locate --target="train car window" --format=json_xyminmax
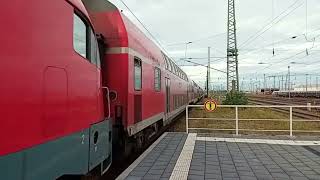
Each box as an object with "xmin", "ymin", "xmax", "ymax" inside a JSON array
[
  {"xmin": 164, "ymin": 56, "xmax": 169, "ymax": 70},
  {"xmin": 134, "ymin": 58, "xmax": 142, "ymax": 90},
  {"xmin": 73, "ymin": 14, "xmax": 88, "ymax": 58},
  {"xmin": 169, "ymin": 59, "xmax": 174, "ymax": 72},
  {"xmin": 167, "ymin": 57, "xmax": 172, "ymax": 72},
  {"xmin": 174, "ymin": 64, "xmax": 178, "ymax": 75},
  {"xmin": 172, "ymin": 64, "xmax": 176, "ymax": 74},
  {"xmin": 154, "ymin": 67, "xmax": 161, "ymax": 91},
  {"xmin": 172, "ymin": 62, "xmax": 176, "ymax": 74}
]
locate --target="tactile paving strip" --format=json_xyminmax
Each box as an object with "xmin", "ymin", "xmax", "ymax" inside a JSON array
[{"xmin": 169, "ymin": 133, "xmax": 197, "ymax": 180}]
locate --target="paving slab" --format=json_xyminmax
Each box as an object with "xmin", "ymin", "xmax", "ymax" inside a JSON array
[{"xmin": 117, "ymin": 133, "xmax": 320, "ymax": 180}]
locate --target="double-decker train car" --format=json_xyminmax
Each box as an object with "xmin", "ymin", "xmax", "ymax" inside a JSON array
[
  {"xmin": 0, "ymin": 0, "xmax": 203, "ymax": 179},
  {"xmin": 83, "ymin": 0, "xmax": 203, "ymax": 154},
  {"xmin": 0, "ymin": 0, "xmax": 112, "ymax": 179}
]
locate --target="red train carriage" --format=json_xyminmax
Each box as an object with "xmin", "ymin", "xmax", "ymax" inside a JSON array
[
  {"xmin": 83, "ymin": 0, "xmax": 203, "ymax": 154},
  {"xmin": 0, "ymin": 0, "xmax": 203, "ymax": 179},
  {"xmin": 0, "ymin": 0, "xmax": 112, "ymax": 179}
]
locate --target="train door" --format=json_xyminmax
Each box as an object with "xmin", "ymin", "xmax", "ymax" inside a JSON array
[
  {"xmin": 134, "ymin": 58, "xmax": 142, "ymax": 123},
  {"xmin": 165, "ymin": 78, "xmax": 170, "ymax": 115}
]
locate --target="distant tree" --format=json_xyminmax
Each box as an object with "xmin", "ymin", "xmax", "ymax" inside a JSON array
[{"xmin": 223, "ymin": 91, "xmax": 248, "ymax": 105}]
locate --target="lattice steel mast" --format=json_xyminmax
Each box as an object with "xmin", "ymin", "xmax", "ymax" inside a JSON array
[{"xmin": 227, "ymin": 0, "xmax": 239, "ymax": 92}]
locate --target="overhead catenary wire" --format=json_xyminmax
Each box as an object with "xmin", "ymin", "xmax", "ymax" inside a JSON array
[
  {"xmin": 165, "ymin": 32, "xmax": 227, "ymax": 47},
  {"xmin": 272, "ymin": 0, "xmax": 275, "ymax": 56},
  {"xmin": 257, "ymin": 43, "xmax": 320, "ymax": 72},
  {"xmin": 305, "ymin": 0, "xmax": 308, "ymax": 38},
  {"xmin": 118, "ymin": 0, "xmax": 174, "ymax": 59},
  {"xmin": 182, "ymin": 60, "xmax": 227, "ymax": 74},
  {"xmin": 239, "ymin": 0, "xmax": 303, "ymax": 49},
  {"xmin": 239, "ymin": 28, "xmax": 320, "ymax": 60},
  {"xmin": 242, "ymin": 4, "xmax": 304, "ymax": 50}
]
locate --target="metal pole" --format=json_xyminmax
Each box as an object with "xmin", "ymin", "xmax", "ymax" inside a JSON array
[
  {"xmin": 227, "ymin": 0, "xmax": 239, "ymax": 92},
  {"xmin": 184, "ymin": 42, "xmax": 192, "ymax": 65},
  {"xmin": 306, "ymin": 74, "xmax": 308, "ymax": 92},
  {"xmin": 310, "ymin": 75, "xmax": 312, "ymax": 90},
  {"xmin": 259, "ymin": 80, "xmax": 261, "ymax": 92},
  {"xmin": 285, "ymin": 74, "xmax": 288, "ymax": 91},
  {"xmin": 316, "ymin": 77, "xmax": 318, "ymax": 97},
  {"xmin": 264, "ymin": 74, "xmax": 266, "ymax": 94},
  {"xmin": 273, "ymin": 76, "xmax": 276, "ymax": 90},
  {"xmin": 208, "ymin": 47, "xmax": 211, "ymax": 97},
  {"xmin": 206, "ymin": 70, "xmax": 209, "ymax": 97},
  {"xmin": 235, "ymin": 106, "xmax": 239, "ymax": 135},
  {"xmin": 290, "ymin": 106, "xmax": 293, "ymax": 137},
  {"xmin": 186, "ymin": 106, "xmax": 189, "ymax": 133},
  {"xmin": 281, "ymin": 75, "xmax": 284, "ymax": 91},
  {"xmin": 288, "ymin": 66, "xmax": 291, "ymax": 99}
]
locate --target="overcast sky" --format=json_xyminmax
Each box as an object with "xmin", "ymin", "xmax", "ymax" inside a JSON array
[{"xmin": 109, "ymin": 0, "xmax": 320, "ymax": 91}]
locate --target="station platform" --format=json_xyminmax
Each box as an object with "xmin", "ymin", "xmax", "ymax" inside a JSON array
[{"xmin": 116, "ymin": 132, "xmax": 320, "ymax": 180}]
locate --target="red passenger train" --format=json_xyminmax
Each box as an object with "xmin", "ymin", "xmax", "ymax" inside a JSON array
[
  {"xmin": 83, "ymin": 0, "xmax": 203, "ymax": 153},
  {"xmin": 0, "ymin": 0, "xmax": 203, "ymax": 179}
]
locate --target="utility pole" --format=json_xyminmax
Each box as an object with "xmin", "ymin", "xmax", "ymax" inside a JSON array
[
  {"xmin": 316, "ymin": 76, "xmax": 318, "ymax": 97},
  {"xmin": 258, "ymin": 80, "xmax": 261, "ymax": 92},
  {"xmin": 288, "ymin": 66, "xmax": 291, "ymax": 99},
  {"xmin": 207, "ymin": 47, "xmax": 211, "ymax": 97},
  {"xmin": 263, "ymin": 74, "xmax": 266, "ymax": 94},
  {"xmin": 268, "ymin": 75, "xmax": 276, "ymax": 90},
  {"xmin": 206, "ymin": 72, "xmax": 208, "ymax": 97},
  {"xmin": 310, "ymin": 75, "xmax": 312, "ymax": 90},
  {"xmin": 227, "ymin": 0, "xmax": 239, "ymax": 92},
  {"xmin": 281, "ymin": 75, "xmax": 284, "ymax": 91},
  {"xmin": 306, "ymin": 74, "xmax": 308, "ymax": 92}
]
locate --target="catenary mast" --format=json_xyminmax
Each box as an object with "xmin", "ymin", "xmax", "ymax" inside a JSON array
[{"xmin": 227, "ymin": 0, "xmax": 239, "ymax": 92}]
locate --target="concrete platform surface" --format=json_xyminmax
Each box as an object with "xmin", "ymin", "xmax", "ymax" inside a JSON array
[{"xmin": 117, "ymin": 133, "xmax": 320, "ymax": 180}]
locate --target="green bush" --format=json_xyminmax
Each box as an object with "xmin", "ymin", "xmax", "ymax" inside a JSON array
[{"xmin": 223, "ymin": 91, "xmax": 248, "ymax": 105}]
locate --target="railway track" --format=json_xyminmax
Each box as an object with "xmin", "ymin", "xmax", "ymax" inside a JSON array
[
  {"xmin": 248, "ymin": 98, "xmax": 320, "ymax": 120},
  {"xmin": 249, "ymin": 95, "xmax": 320, "ymax": 105}
]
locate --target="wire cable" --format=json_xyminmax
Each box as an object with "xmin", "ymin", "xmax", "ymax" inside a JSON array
[
  {"xmin": 239, "ymin": 0, "xmax": 303, "ymax": 49},
  {"xmin": 119, "ymin": 0, "xmax": 175, "ymax": 59},
  {"xmin": 166, "ymin": 32, "xmax": 227, "ymax": 47}
]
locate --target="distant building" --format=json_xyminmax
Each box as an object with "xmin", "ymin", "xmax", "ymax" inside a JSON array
[{"xmin": 293, "ymin": 85, "xmax": 320, "ymax": 92}]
